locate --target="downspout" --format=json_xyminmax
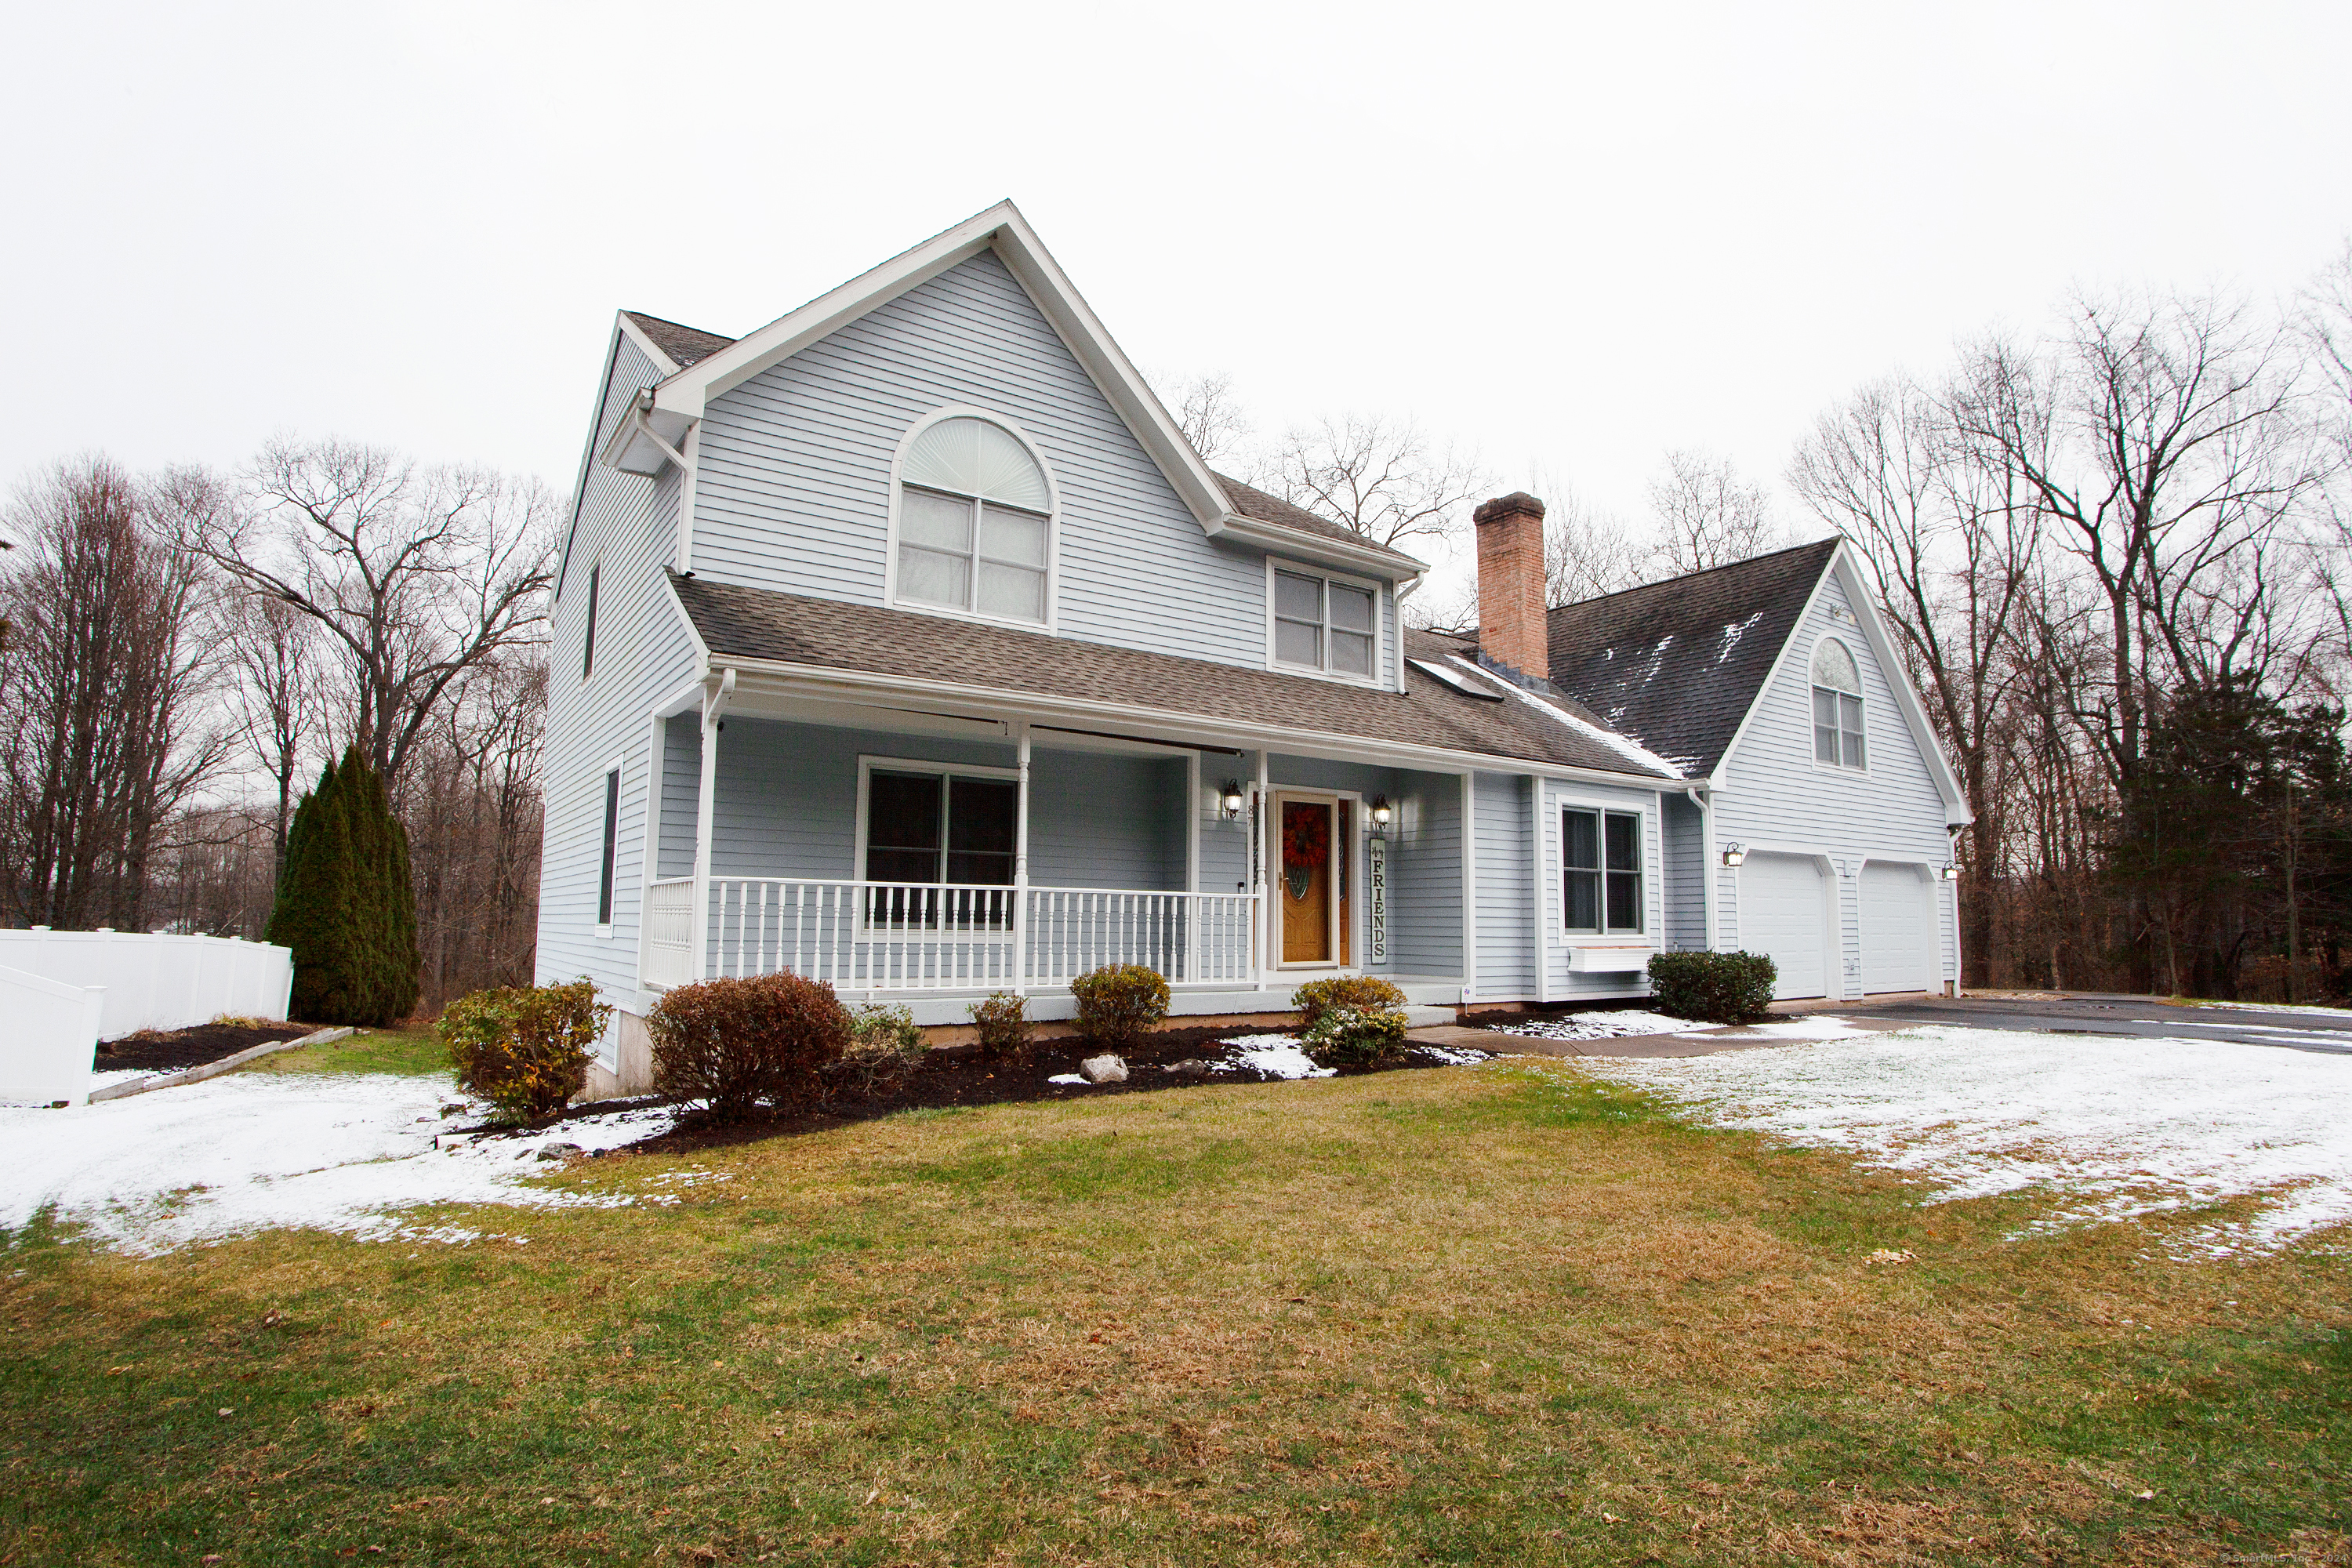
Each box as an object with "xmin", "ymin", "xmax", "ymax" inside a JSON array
[
  {"xmin": 1685, "ymin": 783, "xmax": 1715, "ymax": 953},
  {"xmin": 1392, "ymin": 574, "xmax": 1422, "ymax": 691}
]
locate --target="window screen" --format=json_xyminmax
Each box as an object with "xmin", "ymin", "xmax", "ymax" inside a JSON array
[{"xmin": 1563, "ymin": 808, "xmax": 1642, "ymax": 934}]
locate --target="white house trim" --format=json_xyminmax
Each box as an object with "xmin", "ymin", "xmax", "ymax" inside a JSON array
[{"xmin": 850, "ymin": 754, "xmax": 1025, "ymax": 886}]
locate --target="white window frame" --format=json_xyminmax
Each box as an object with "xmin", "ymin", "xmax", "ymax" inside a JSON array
[
  {"xmin": 1559, "ymin": 803, "xmax": 1644, "ymax": 937},
  {"xmin": 882, "ymin": 405, "xmax": 1061, "ymax": 633},
  {"xmin": 1264, "ymin": 557, "xmax": 1385, "ymax": 687},
  {"xmin": 851, "ymin": 755, "xmax": 1023, "ymax": 886},
  {"xmin": 1809, "ymin": 634, "xmax": 1868, "ymax": 775},
  {"xmin": 580, "ymin": 555, "xmax": 602, "ymax": 683},
  {"xmin": 593, "ymin": 753, "xmax": 624, "ymax": 939}
]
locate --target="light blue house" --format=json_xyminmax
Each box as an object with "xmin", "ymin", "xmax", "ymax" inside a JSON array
[{"xmin": 537, "ymin": 202, "xmax": 1971, "ymax": 1093}]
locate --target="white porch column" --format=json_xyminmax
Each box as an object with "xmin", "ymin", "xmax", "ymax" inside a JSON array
[
  {"xmin": 690, "ymin": 670, "xmax": 731, "ymax": 982},
  {"xmin": 1528, "ymin": 775, "xmax": 1549, "ymax": 1004},
  {"xmin": 1460, "ymin": 771, "xmax": 1478, "ymax": 1008},
  {"xmin": 1013, "ymin": 721, "xmax": 1031, "ymax": 994},
  {"xmin": 1253, "ymin": 748, "xmax": 1270, "ymax": 989},
  {"xmin": 1184, "ymin": 750, "xmax": 1201, "ymax": 983}
]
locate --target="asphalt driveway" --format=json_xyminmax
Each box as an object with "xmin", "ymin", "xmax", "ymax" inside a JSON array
[{"xmin": 1822, "ymin": 993, "xmax": 2352, "ymax": 1056}]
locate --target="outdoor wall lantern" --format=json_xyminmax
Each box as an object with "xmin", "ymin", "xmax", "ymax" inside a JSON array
[
  {"xmin": 1940, "ymin": 862, "xmax": 1962, "ymax": 880},
  {"xmin": 1720, "ymin": 842, "xmax": 1747, "ymax": 867},
  {"xmin": 1219, "ymin": 781, "xmax": 1247, "ymax": 822},
  {"xmin": 1369, "ymin": 795, "xmax": 1393, "ymax": 833}
]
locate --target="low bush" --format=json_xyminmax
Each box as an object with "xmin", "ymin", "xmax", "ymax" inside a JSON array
[
  {"xmin": 646, "ymin": 971, "xmax": 852, "ymax": 1119},
  {"xmin": 831, "ymin": 1003, "xmax": 929, "ymax": 1096},
  {"xmin": 1070, "ymin": 964, "xmax": 1171, "ymax": 1047},
  {"xmin": 1647, "ymin": 950, "xmax": 1777, "ymax": 1024},
  {"xmin": 441, "ymin": 978, "xmax": 610, "ymax": 1124},
  {"xmin": 1301, "ymin": 1003, "xmax": 1409, "ymax": 1066},
  {"xmin": 968, "ymin": 990, "xmax": 1030, "ymax": 1060},
  {"xmin": 1291, "ymin": 975, "xmax": 1408, "ymax": 1030}
]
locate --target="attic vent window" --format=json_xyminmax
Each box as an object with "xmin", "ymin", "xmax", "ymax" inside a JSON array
[
  {"xmin": 894, "ymin": 415, "xmax": 1053, "ymax": 626},
  {"xmin": 1810, "ymin": 637, "xmax": 1866, "ymax": 770}
]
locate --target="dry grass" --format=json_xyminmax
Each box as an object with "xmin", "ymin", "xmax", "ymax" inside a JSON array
[{"xmin": 2, "ymin": 1060, "xmax": 2346, "ymax": 1565}]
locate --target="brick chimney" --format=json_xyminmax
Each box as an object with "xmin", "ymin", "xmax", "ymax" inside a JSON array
[{"xmin": 1473, "ymin": 492, "xmax": 1548, "ymax": 681}]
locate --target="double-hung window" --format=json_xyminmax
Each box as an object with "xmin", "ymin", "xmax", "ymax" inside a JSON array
[
  {"xmin": 894, "ymin": 416, "xmax": 1053, "ymax": 625},
  {"xmin": 1272, "ymin": 567, "xmax": 1377, "ymax": 678},
  {"xmin": 1563, "ymin": 808, "xmax": 1642, "ymax": 935},
  {"xmin": 1810, "ymin": 637, "xmax": 1866, "ymax": 769},
  {"xmin": 863, "ymin": 765, "xmax": 1018, "ymax": 929}
]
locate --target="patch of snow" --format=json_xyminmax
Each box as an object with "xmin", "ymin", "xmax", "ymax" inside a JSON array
[
  {"xmin": 1727, "ymin": 1015, "xmax": 1880, "ymax": 1042},
  {"xmin": 0, "ymin": 1072, "xmax": 683, "ymax": 1257},
  {"xmin": 1211, "ymin": 1034, "xmax": 1334, "ymax": 1080},
  {"xmin": 1715, "ymin": 611, "xmax": 1764, "ymax": 665},
  {"xmin": 1443, "ymin": 655, "xmax": 1684, "ymax": 779},
  {"xmin": 2190, "ymin": 1000, "xmax": 2352, "ymax": 1020},
  {"xmin": 1046, "ymin": 1073, "xmax": 1090, "ymax": 1086},
  {"xmin": 1414, "ymin": 1045, "xmax": 1491, "ymax": 1065},
  {"xmin": 87, "ymin": 1069, "xmax": 152, "ymax": 1093},
  {"xmin": 1493, "ymin": 1009, "xmax": 1696, "ymax": 1042},
  {"xmin": 1580, "ymin": 1025, "xmax": 2352, "ymax": 1255}
]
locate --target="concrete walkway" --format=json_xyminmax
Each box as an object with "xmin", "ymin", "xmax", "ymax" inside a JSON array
[{"xmin": 1406, "ymin": 1018, "xmax": 1904, "ymax": 1060}]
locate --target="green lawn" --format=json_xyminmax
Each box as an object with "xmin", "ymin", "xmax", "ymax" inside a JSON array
[
  {"xmin": 2, "ymin": 1061, "xmax": 2344, "ymax": 1566},
  {"xmin": 256, "ymin": 1021, "xmax": 445, "ymax": 1077}
]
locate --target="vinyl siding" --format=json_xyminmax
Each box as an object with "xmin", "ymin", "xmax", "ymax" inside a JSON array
[
  {"xmin": 1470, "ymin": 771, "xmax": 1534, "ymax": 1000},
  {"xmin": 690, "ymin": 251, "xmax": 1402, "ymax": 684},
  {"xmin": 1661, "ymin": 792, "xmax": 1706, "ymax": 950},
  {"xmin": 657, "ymin": 714, "xmax": 699, "ymax": 879},
  {"xmin": 1713, "ymin": 562, "xmax": 1956, "ymax": 996},
  {"xmin": 1025, "ymin": 751, "xmax": 1188, "ymax": 890},
  {"xmin": 535, "ymin": 332, "xmax": 698, "ymax": 1006},
  {"xmin": 1387, "ymin": 770, "xmax": 1464, "ymax": 978},
  {"xmin": 706, "ymin": 719, "xmax": 1018, "ymax": 881},
  {"xmin": 1537, "ymin": 779, "xmax": 1668, "ymax": 999}
]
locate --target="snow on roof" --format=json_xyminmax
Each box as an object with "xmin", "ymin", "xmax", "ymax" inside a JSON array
[{"xmin": 1446, "ymin": 655, "xmax": 1686, "ymax": 780}]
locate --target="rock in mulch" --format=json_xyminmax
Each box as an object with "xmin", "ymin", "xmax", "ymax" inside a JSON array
[{"xmin": 1080, "ymin": 1054, "xmax": 1128, "ymax": 1084}]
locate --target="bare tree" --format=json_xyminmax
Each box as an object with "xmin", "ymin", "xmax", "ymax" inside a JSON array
[
  {"xmin": 1539, "ymin": 483, "xmax": 1642, "ymax": 606},
  {"xmin": 172, "ymin": 437, "xmax": 556, "ymax": 790},
  {"xmin": 1949, "ymin": 289, "xmax": 2330, "ymax": 789},
  {"xmin": 1644, "ymin": 449, "xmax": 1788, "ymax": 576},
  {"xmin": 1257, "ymin": 415, "xmax": 1487, "ymax": 552},
  {"xmin": 0, "ymin": 459, "xmax": 229, "ymax": 929},
  {"xmin": 1166, "ymin": 372, "xmax": 1251, "ymax": 465},
  {"xmin": 227, "ymin": 590, "xmax": 328, "ymax": 879}
]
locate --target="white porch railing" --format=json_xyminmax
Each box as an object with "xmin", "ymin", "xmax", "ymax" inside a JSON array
[
  {"xmin": 672, "ymin": 878, "xmax": 1258, "ymax": 993},
  {"xmin": 643, "ymin": 877, "xmax": 697, "ymax": 988}
]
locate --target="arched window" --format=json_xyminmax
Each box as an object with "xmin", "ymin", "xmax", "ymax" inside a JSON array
[
  {"xmin": 893, "ymin": 414, "xmax": 1053, "ymax": 624},
  {"xmin": 1810, "ymin": 637, "xmax": 1865, "ymax": 768}
]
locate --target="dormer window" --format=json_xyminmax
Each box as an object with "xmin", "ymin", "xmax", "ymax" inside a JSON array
[
  {"xmin": 892, "ymin": 413, "xmax": 1054, "ymax": 626},
  {"xmin": 1811, "ymin": 637, "xmax": 1866, "ymax": 769},
  {"xmin": 1270, "ymin": 564, "xmax": 1378, "ymax": 680}
]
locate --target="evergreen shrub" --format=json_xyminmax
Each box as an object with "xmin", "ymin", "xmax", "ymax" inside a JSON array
[
  {"xmin": 266, "ymin": 746, "xmax": 419, "ymax": 1026},
  {"xmin": 441, "ymin": 978, "xmax": 610, "ymax": 1124},
  {"xmin": 1300, "ymin": 1003, "xmax": 1409, "ymax": 1066},
  {"xmin": 967, "ymin": 990, "xmax": 1030, "ymax": 1059},
  {"xmin": 646, "ymin": 971, "xmax": 852, "ymax": 1119},
  {"xmin": 1290, "ymin": 975, "xmax": 1408, "ymax": 1029},
  {"xmin": 1646, "ymin": 951, "xmax": 1777, "ymax": 1024},
  {"xmin": 1069, "ymin": 964, "xmax": 1170, "ymax": 1047},
  {"xmin": 832, "ymin": 1003, "xmax": 929, "ymax": 1094}
]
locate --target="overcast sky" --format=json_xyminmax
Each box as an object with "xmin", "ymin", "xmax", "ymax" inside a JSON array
[{"xmin": 10, "ymin": 0, "xmax": 2347, "ymax": 591}]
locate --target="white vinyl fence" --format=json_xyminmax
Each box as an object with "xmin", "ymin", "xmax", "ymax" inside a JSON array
[{"xmin": 0, "ymin": 928, "xmax": 295, "ymax": 1106}]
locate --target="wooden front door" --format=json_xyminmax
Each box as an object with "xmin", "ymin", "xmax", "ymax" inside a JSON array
[{"xmin": 1278, "ymin": 796, "xmax": 1339, "ymax": 964}]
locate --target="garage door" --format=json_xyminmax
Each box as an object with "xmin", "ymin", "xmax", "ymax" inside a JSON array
[
  {"xmin": 1740, "ymin": 853, "xmax": 1828, "ymax": 999},
  {"xmin": 1860, "ymin": 862, "xmax": 1934, "ymax": 994}
]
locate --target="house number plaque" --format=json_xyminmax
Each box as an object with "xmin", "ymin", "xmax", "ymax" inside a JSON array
[{"xmin": 1367, "ymin": 833, "xmax": 1388, "ymax": 964}]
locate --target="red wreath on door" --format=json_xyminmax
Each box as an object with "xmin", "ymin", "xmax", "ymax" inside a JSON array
[{"xmin": 1283, "ymin": 806, "xmax": 1329, "ymax": 902}]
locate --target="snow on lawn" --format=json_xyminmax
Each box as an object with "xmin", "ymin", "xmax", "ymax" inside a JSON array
[
  {"xmin": 1211, "ymin": 1035, "xmax": 1334, "ymax": 1080},
  {"xmin": 1584, "ymin": 1025, "xmax": 2352, "ymax": 1255},
  {"xmin": 0, "ymin": 1072, "xmax": 686, "ymax": 1256},
  {"xmin": 1492, "ymin": 1009, "xmax": 1695, "ymax": 1041}
]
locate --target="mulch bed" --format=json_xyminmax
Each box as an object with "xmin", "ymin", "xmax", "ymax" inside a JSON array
[
  {"xmin": 96, "ymin": 1021, "xmax": 316, "ymax": 1075},
  {"xmin": 582, "ymin": 1025, "xmax": 1485, "ymax": 1158}
]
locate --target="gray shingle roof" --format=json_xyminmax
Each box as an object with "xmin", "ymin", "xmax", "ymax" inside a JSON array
[
  {"xmin": 622, "ymin": 311, "xmax": 736, "ymax": 369},
  {"xmin": 1213, "ymin": 473, "xmax": 1426, "ymax": 569},
  {"xmin": 1531, "ymin": 538, "xmax": 1841, "ymax": 778},
  {"xmin": 670, "ymin": 573, "xmax": 1679, "ymax": 779}
]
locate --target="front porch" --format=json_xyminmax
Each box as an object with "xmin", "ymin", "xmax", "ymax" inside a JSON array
[{"xmin": 630, "ymin": 699, "xmax": 1469, "ymax": 1024}]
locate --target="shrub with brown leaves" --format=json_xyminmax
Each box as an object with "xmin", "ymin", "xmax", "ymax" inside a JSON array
[{"xmin": 646, "ymin": 971, "xmax": 851, "ymax": 1119}]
